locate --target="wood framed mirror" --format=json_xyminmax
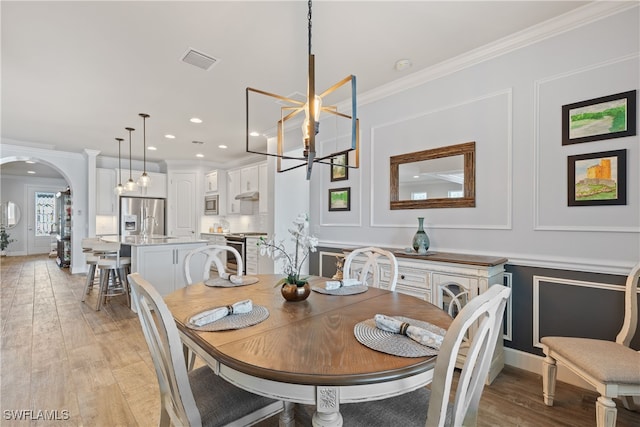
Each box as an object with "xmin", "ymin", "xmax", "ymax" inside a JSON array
[{"xmin": 390, "ymin": 141, "xmax": 475, "ymax": 209}]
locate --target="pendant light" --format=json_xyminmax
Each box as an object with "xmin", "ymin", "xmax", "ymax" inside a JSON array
[
  {"xmin": 114, "ymin": 137, "xmax": 125, "ymax": 195},
  {"xmin": 124, "ymin": 127, "xmax": 138, "ymax": 192},
  {"xmin": 245, "ymin": 0, "xmax": 359, "ymax": 180},
  {"xmin": 137, "ymin": 113, "xmax": 151, "ymax": 187}
]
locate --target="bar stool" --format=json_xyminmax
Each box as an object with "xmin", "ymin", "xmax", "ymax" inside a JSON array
[
  {"xmin": 81, "ymin": 237, "xmax": 102, "ymax": 302},
  {"xmin": 91, "ymin": 241, "xmax": 131, "ymax": 311}
]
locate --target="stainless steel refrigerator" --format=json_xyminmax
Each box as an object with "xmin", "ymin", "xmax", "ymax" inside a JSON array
[{"xmin": 119, "ymin": 196, "xmax": 166, "ymax": 237}]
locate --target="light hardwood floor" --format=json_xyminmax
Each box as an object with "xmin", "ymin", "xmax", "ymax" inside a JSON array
[{"xmin": 1, "ymin": 255, "xmax": 639, "ymax": 427}]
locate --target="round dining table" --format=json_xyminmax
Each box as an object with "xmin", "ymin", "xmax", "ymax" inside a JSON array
[{"xmin": 164, "ymin": 275, "xmax": 452, "ymax": 427}]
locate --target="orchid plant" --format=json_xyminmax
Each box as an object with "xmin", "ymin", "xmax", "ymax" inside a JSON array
[{"xmin": 258, "ymin": 213, "xmax": 318, "ymax": 286}]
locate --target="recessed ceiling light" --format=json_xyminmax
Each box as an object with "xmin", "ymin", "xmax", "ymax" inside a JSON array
[
  {"xmin": 413, "ymin": 175, "xmax": 420, "ymax": 179},
  {"xmin": 190, "ymin": 117, "xmax": 203, "ymax": 124},
  {"xmin": 218, "ymin": 144, "xmax": 228, "ymax": 149},
  {"xmin": 395, "ymin": 59, "xmax": 412, "ymax": 71},
  {"xmin": 249, "ymin": 131, "xmax": 260, "ymax": 137},
  {"xmin": 27, "ymin": 170, "xmax": 36, "ymax": 174},
  {"xmin": 164, "ymin": 134, "xmax": 176, "ymax": 139},
  {"xmin": 25, "ymin": 160, "xmax": 35, "ymax": 164},
  {"xmin": 148, "ymin": 146, "xmax": 157, "ymax": 151},
  {"xmin": 196, "ymin": 153, "xmax": 204, "ymax": 158}
]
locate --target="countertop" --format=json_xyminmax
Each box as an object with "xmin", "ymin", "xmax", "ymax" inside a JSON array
[{"xmin": 101, "ymin": 235, "xmax": 208, "ymax": 247}]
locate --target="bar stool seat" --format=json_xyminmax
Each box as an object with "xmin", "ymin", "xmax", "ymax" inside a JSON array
[{"xmin": 90, "ymin": 241, "xmax": 131, "ymax": 311}]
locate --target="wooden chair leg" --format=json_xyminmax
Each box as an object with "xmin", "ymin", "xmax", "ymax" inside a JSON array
[
  {"xmin": 542, "ymin": 355, "xmax": 557, "ymax": 406},
  {"xmin": 595, "ymin": 396, "xmax": 617, "ymax": 427}
]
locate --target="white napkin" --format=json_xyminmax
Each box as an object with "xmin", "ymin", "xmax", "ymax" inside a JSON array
[
  {"xmin": 324, "ymin": 278, "xmax": 362, "ymax": 290},
  {"xmin": 191, "ymin": 299, "xmax": 253, "ymax": 326},
  {"xmin": 374, "ymin": 314, "xmax": 444, "ymax": 349},
  {"xmin": 219, "ymin": 272, "xmax": 243, "ymax": 285}
]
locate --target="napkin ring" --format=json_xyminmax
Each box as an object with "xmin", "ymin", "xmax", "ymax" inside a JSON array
[
  {"xmin": 226, "ymin": 305, "xmax": 234, "ymax": 314},
  {"xmin": 399, "ymin": 322, "xmax": 410, "ymax": 336}
]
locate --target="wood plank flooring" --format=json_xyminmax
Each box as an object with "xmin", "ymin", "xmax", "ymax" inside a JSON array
[{"xmin": 2, "ymin": 255, "xmax": 639, "ymax": 427}]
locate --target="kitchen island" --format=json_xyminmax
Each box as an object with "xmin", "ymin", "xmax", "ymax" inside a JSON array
[{"xmin": 102, "ymin": 235, "xmax": 208, "ymax": 296}]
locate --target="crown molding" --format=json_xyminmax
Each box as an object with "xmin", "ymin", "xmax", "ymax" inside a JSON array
[{"xmin": 358, "ymin": 1, "xmax": 638, "ymax": 107}]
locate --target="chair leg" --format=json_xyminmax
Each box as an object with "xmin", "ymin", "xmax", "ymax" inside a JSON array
[
  {"xmin": 96, "ymin": 268, "xmax": 109, "ymax": 311},
  {"xmin": 542, "ymin": 355, "xmax": 557, "ymax": 406},
  {"xmin": 81, "ymin": 264, "xmax": 97, "ymax": 302},
  {"xmin": 596, "ymin": 396, "xmax": 617, "ymax": 427},
  {"xmin": 118, "ymin": 267, "xmax": 131, "ymax": 308}
]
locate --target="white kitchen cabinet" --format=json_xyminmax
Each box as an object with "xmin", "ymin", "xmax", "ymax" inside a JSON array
[
  {"xmin": 227, "ymin": 169, "xmax": 241, "ymax": 214},
  {"xmin": 168, "ymin": 172, "xmax": 197, "ymax": 236},
  {"xmin": 116, "ymin": 169, "xmax": 167, "ymax": 198},
  {"xmin": 96, "ymin": 168, "xmax": 116, "ymax": 215},
  {"xmin": 245, "ymin": 236, "xmax": 273, "ymax": 274},
  {"xmin": 130, "ymin": 241, "xmax": 207, "ymax": 296},
  {"xmin": 345, "ymin": 249, "xmax": 507, "ymax": 384},
  {"xmin": 240, "ymin": 165, "xmax": 259, "ymax": 193},
  {"xmin": 205, "ymin": 170, "xmax": 218, "ymax": 193},
  {"xmin": 258, "ymin": 163, "xmax": 268, "ymax": 214}
]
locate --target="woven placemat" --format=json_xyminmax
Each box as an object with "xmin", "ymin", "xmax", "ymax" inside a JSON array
[
  {"xmin": 354, "ymin": 316, "xmax": 445, "ymax": 357},
  {"xmin": 205, "ymin": 275, "xmax": 259, "ymax": 287},
  {"xmin": 185, "ymin": 305, "xmax": 269, "ymax": 331},
  {"xmin": 312, "ymin": 285, "xmax": 369, "ymax": 295}
]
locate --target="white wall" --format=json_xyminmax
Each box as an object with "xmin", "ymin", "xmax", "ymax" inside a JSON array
[
  {"xmin": 1, "ymin": 142, "xmax": 89, "ymax": 273},
  {"xmin": 308, "ymin": 4, "xmax": 639, "ymax": 274}
]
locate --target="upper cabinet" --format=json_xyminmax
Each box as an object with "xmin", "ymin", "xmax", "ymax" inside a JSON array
[
  {"xmin": 240, "ymin": 165, "xmax": 259, "ymax": 193},
  {"xmin": 259, "ymin": 163, "xmax": 268, "ymax": 214},
  {"xmin": 205, "ymin": 170, "xmax": 218, "ymax": 193},
  {"xmin": 227, "ymin": 169, "xmax": 241, "ymax": 214},
  {"xmin": 96, "ymin": 168, "xmax": 116, "ymax": 215}
]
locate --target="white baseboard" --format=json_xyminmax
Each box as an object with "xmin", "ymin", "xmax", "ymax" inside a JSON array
[{"xmin": 504, "ymin": 347, "xmax": 594, "ymax": 391}]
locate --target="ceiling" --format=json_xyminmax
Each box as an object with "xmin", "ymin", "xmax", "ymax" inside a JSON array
[{"xmin": 2, "ymin": 1, "xmax": 591, "ymax": 179}]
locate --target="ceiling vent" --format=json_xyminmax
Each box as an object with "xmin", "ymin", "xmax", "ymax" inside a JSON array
[{"xmin": 181, "ymin": 48, "xmax": 219, "ymax": 71}]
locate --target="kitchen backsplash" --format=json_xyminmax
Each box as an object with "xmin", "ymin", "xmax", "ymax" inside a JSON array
[{"xmin": 200, "ymin": 214, "xmax": 268, "ymax": 234}]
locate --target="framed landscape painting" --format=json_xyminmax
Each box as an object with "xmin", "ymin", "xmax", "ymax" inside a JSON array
[
  {"xmin": 330, "ymin": 153, "xmax": 348, "ymax": 181},
  {"xmin": 562, "ymin": 90, "xmax": 636, "ymax": 145},
  {"xmin": 568, "ymin": 149, "xmax": 626, "ymax": 206},
  {"xmin": 328, "ymin": 187, "xmax": 351, "ymax": 211}
]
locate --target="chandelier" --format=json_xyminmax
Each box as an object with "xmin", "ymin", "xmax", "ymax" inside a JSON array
[
  {"xmin": 137, "ymin": 113, "xmax": 151, "ymax": 188},
  {"xmin": 245, "ymin": 0, "xmax": 359, "ymax": 180}
]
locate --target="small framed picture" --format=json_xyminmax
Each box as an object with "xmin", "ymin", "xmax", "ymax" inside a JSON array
[
  {"xmin": 330, "ymin": 153, "xmax": 349, "ymax": 181},
  {"xmin": 562, "ymin": 90, "xmax": 636, "ymax": 146},
  {"xmin": 328, "ymin": 187, "xmax": 351, "ymax": 211},
  {"xmin": 568, "ymin": 149, "xmax": 626, "ymax": 206}
]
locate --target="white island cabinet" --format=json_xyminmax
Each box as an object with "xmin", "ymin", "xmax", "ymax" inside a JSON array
[{"xmin": 125, "ymin": 238, "xmax": 207, "ymax": 296}]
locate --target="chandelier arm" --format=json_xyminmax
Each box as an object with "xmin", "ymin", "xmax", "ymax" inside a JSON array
[
  {"xmin": 317, "ymin": 75, "xmax": 355, "ymax": 98},
  {"xmin": 247, "ymin": 87, "xmax": 305, "ymax": 106}
]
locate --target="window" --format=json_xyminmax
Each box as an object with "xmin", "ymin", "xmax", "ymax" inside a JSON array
[
  {"xmin": 411, "ymin": 192, "xmax": 428, "ymax": 200},
  {"xmin": 448, "ymin": 190, "xmax": 463, "ymax": 198},
  {"xmin": 35, "ymin": 192, "xmax": 55, "ymax": 236}
]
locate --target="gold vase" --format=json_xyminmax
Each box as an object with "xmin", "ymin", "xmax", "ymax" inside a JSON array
[{"xmin": 281, "ymin": 282, "xmax": 311, "ymax": 302}]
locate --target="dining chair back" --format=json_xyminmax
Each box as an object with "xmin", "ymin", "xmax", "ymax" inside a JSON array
[
  {"xmin": 540, "ymin": 262, "xmax": 640, "ymax": 427},
  {"xmin": 315, "ymin": 284, "xmax": 511, "ymax": 427},
  {"xmin": 128, "ymin": 272, "xmax": 282, "ymax": 427},
  {"xmin": 184, "ymin": 244, "xmax": 243, "ymax": 285},
  {"xmin": 343, "ymin": 247, "xmax": 399, "ymax": 291}
]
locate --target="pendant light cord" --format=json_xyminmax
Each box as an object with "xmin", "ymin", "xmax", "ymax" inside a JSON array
[
  {"xmin": 117, "ymin": 138, "xmax": 122, "ymax": 184},
  {"xmin": 308, "ymin": 0, "xmax": 312, "ymax": 56}
]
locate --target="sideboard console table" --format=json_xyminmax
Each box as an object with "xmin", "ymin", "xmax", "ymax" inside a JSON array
[{"xmin": 343, "ymin": 248, "xmax": 508, "ymax": 384}]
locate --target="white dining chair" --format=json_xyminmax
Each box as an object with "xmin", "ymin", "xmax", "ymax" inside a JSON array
[
  {"xmin": 296, "ymin": 284, "xmax": 511, "ymax": 426},
  {"xmin": 540, "ymin": 262, "xmax": 640, "ymax": 427},
  {"xmin": 184, "ymin": 244, "xmax": 243, "ymax": 285},
  {"xmin": 128, "ymin": 272, "xmax": 283, "ymax": 427},
  {"xmin": 343, "ymin": 247, "xmax": 399, "ymax": 291}
]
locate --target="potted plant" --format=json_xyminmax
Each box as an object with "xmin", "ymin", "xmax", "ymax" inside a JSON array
[
  {"xmin": 0, "ymin": 225, "xmax": 16, "ymax": 256},
  {"xmin": 258, "ymin": 213, "xmax": 318, "ymax": 301}
]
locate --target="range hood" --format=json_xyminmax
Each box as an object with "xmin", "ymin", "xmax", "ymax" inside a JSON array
[{"xmin": 235, "ymin": 191, "xmax": 259, "ymax": 201}]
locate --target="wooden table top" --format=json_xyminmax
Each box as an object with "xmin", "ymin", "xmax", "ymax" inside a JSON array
[{"xmin": 165, "ymin": 275, "xmax": 453, "ymax": 387}]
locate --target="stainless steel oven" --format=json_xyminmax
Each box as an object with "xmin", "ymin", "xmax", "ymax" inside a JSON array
[{"xmin": 225, "ymin": 235, "xmax": 245, "ymax": 274}]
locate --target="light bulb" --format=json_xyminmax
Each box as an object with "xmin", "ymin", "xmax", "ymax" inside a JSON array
[
  {"xmin": 125, "ymin": 179, "xmax": 137, "ymax": 192},
  {"xmin": 114, "ymin": 184, "xmax": 124, "ymax": 195},
  {"xmin": 138, "ymin": 172, "xmax": 150, "ymax": 187}
]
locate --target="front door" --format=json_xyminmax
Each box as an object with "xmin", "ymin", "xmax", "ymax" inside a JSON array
[{"xmin": 27, "ymin": 185, "xmax": 60, "ymax": 255}]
